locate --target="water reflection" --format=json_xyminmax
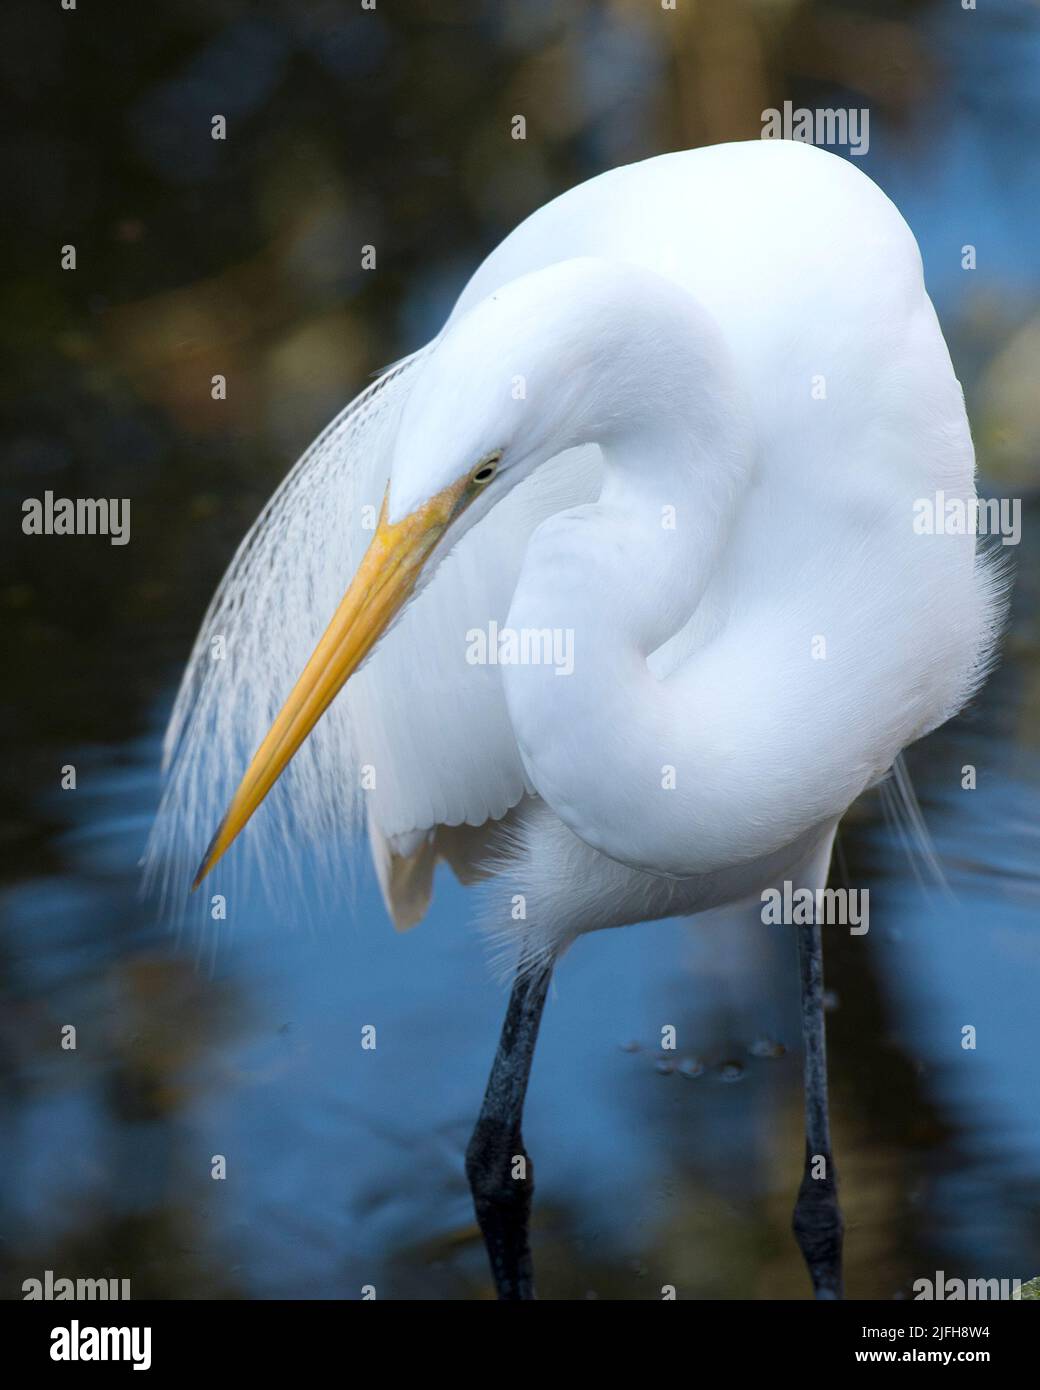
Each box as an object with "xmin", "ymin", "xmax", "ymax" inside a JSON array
[{"xmin": 3, "ymin": 643, "xmax": 1038, "ymax": 1298}]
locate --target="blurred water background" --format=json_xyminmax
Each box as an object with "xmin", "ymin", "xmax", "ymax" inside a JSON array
[{"xmin": 2, "ymin": 0, "xmax": 1039, "ymax": 1299}]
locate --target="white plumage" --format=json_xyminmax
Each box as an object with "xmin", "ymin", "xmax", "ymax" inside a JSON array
[{"xmin": 147, "ymin": 139, "xmax": 1001, "ymax": 973}]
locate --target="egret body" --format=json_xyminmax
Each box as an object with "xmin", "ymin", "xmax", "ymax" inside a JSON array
[{"xmin": 150, "ymin": 140, "xmax": 1001, "ymax": 1299}]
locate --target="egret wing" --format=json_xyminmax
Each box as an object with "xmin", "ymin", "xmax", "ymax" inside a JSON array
[{"xmin": 146, "ymin": 349, "xmax": 600, "ymax": 918}]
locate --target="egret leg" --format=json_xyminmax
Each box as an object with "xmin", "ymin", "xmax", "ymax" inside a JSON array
[
  {"xmin": 792, "ymin": 916, "xmax": 845, "ymax": 1298},
  {"xmin": 465, "ymin": 963, "xmax": 551, "ymax": 1300}
]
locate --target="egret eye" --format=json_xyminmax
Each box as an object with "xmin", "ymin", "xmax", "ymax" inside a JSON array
[{"xmin": 470, "ymin": 452, "xmax": 502, "ymax": 486}]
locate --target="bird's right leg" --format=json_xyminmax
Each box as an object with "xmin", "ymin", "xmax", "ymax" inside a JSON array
[
  {"xmin": 792, "ymin": 913, "xmax": 845, "ymax": 1298},
  {"xmin": 465, "ymin": 962, "xmax": 552, "ymax": 1300}
]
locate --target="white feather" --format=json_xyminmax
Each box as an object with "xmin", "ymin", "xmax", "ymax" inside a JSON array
[{"xmin": 147, "ymin": 140, "xmax": 1006, "ymax": 959}]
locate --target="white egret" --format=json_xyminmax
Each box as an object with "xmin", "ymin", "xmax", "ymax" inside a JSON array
[{"xmin": 149, "ymin": 139, "xmax": 1002, "ymax": 1300}]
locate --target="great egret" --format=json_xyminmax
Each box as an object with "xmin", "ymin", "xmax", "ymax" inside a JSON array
[{"xmin": 149, "ymin": 139, "xmax": 1001, "ymax": 1300}]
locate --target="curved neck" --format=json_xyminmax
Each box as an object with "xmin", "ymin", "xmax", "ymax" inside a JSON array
[
  {"xmin": 503, "ymin": 389, "xmax": 753, "ymax": 876},
  {"xmin": 595, "ymin": 417, "xmax": 743, "ymax": 651}
]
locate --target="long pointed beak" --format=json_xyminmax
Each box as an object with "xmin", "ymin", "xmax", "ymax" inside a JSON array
[{"xmin": 191, "ymin": 475, "xmax": 470, "ymax": 889}]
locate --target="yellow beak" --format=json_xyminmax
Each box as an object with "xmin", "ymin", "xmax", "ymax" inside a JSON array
[{"xmin": 191, "ymin": 475, "xmax": 471, "ymax": 889}]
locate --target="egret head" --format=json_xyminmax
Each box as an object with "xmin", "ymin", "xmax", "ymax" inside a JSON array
[
  {"xmin": 385, "ymin": 261, "xmax": 611, "ymax": 525},
  {"xmin": 192, "ymin": 257, "xmax": 688, "ymax": 886}
]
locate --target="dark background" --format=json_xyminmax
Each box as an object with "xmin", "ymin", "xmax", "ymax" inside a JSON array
[{"xmin": 2, "ymin": 0, "xmax": 1039, "ymax": 1299}]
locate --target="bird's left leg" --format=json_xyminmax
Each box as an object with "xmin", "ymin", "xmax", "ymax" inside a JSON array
[
  {"xmin": 465, "ymin": 963, "xmax": 552, "ymax": 1300},
  {"xmin": 792, "ymin": 912, "xmax": 845, "ymax": 1298}
]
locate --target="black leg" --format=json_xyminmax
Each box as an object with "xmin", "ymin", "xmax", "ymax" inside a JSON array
[
  {"xmin": 466, "ymin": 964, "xmax": 552, "ymax": 1300},
  {"xmin": 792, "ymin": 916, "xmax": 845, "ymax": 1299}
]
